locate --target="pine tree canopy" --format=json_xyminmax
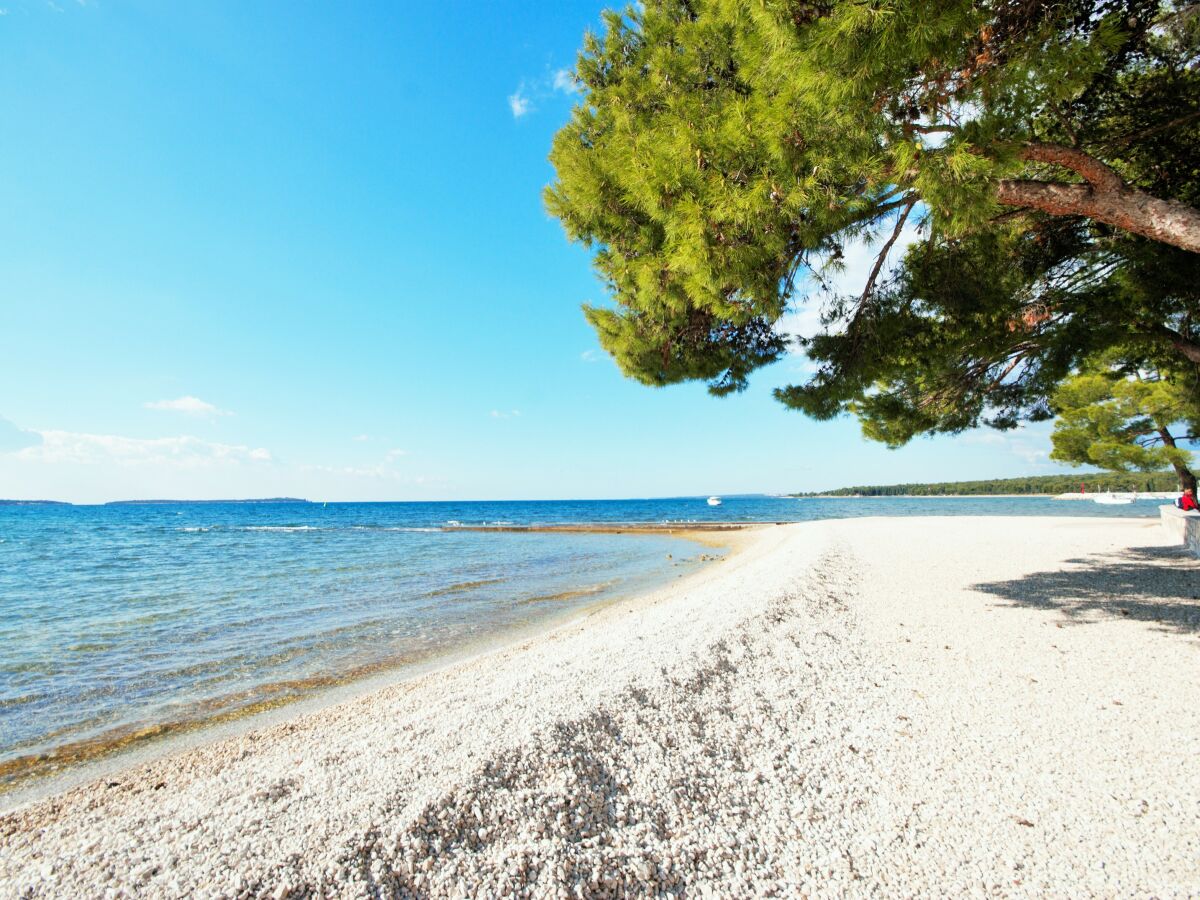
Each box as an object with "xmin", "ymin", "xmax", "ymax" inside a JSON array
[
  {"xmin": 786, "ymin": 221, "xmax": 1200, "ymax": 444},
  {"xmin": 546, "ymin": 0, "xmax": 1200, "ymax": 439},
  {"xmin": 1050, "ymin": 356, "xmax": 1198, "ymax": 489}
]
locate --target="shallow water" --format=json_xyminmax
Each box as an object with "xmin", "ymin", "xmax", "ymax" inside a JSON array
[{"xmin": 0, "ymin": 495, "xmax": 1158, "ymax": 783}]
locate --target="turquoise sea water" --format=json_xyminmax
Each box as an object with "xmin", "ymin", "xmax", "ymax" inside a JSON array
[{"xmin": 0, "ymin": 495, "xmax": 1158, "ymax": 784}]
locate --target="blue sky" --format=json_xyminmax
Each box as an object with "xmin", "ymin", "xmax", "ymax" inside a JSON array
[{"xmin": 0, "ymin": 0, "xmax": 1074, "ymax": 502}]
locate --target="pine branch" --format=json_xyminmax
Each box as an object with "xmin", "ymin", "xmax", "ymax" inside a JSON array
[
  {"xmin": 859, "ymin": 198, "xmax": 917, "ymax": 306},
  {"xmin": 1018, "ymin": 142, "xmax": 1125, "ymax": 192}
]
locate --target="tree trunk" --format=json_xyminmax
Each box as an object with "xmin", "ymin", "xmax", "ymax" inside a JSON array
[
  {"xmin": 1157, "ymin": 427, "xmax": 1198, "ymax": 493},
  {"xmin": 1170, "ymin": 462, "xmax": 1196, "ymax": 494},
  {"xmin": 995, "ymin": 179, "xmax": 1200, "ymax": 254},
  {"xmin": 995, "ymin": 142, "xmax": 1200, "ymax": 254}
]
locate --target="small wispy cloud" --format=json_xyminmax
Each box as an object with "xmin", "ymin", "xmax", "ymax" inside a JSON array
[
  {"xmin": 1015, "ymin": 447, "xmax": 1050, "ymax": 466},
  {"xmin": 508, "ymin": 90, "xmax": 531, "ymax": 119},
  {"xmin": 299, "ymin": 458, "xmax": 437, "ymax": 485},
  {"xmin": 144, "ymin": 396, "xmax": 230, "ymax": 417},
  {"xmin": 299, "ymin": 446, "xmax": 409, "ymax": 481},
  {"xmin": 18, "ymin": 431, "xmax": 271, "ymax": 467},
  {"xmin": 0, "ymin": 416, "xmax": 40, "ymax": 453},
  {"xmin": 957, "ymin": 431, "xmax": 1009, "ymax": 447},
  {"xmin": 509, "ymin": 65, "xmax": 579, "ymax": 119},
  {"xmin": 580, "ymin": 349, "xmax": 600, "ymax": 363},
  {"xmin": 552, "ymin": 68, "xmax": 578, "ymax": 94},
  {"xmin": 955, "ymin": 423, "xmax": 1058, "ymax": 470},
  {"xmin": 490, "ymin": 409, "xmax": 521, "ymax": 419},
  {"xmin": 352, "ymin": 434, "xmax": 370, "ymax": 442}
]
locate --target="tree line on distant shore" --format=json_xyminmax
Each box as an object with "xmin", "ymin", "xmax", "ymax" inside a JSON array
[
  {"xmin": 794, "ymin": 471, "xmax": 1180, "ymax": 497},
  {"xmin": 547, "ymin": 0, "xmax": 1198, "ymax": 490}
]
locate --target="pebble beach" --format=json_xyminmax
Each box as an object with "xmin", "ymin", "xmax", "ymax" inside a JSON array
[{"xmin": 2, "ymin": 515, "xmax": 1198, "ymax": 897}]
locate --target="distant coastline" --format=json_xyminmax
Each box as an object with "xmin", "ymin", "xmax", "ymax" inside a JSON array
[
  {"xmin": 103, "ymin": 498, "xmax": 310, "ymax": 506},
  {"xmin": 795, "ymin": 470, "xmax": 1179, "ymax": 498},
  {"xmin": 796, "ymin": 493, "xmax": 1060, "ymax": 499}
]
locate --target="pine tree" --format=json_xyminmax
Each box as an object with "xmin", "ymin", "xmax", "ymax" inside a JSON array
[
  {"xmin": 546, "ymin": 0, "xmax": 1200, "ymax": 438},
  {"xmin": 1051, "ymin": 359, "xmax": 1198, "ymax": 490}
]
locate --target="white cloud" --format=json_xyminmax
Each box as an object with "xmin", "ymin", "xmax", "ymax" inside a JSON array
[
  {"xmin": 777, "ymin": 302, "xmax": 827, "ymax": 378},
  {"xmin": 510, "ymin": 66, "xmax": 579, "ymax": 119},
  {"xmin": 957, "ymin": 430, "xmax": 1009, "ymax": 447},
  {"xmin": 777, "ymin": 216, "xmax": 923, "ymax": 374},
  {"xmin": 144, "ymin": 396, "xmax": 230, "ymax": 417},
  {"xmin": 299, "ymin": 460, "xmax": 435, "ymax": 485},
  {"xmin": 954, "ymin": 422, "xmax": 1061, "ymax": 471},
  {"xmin": 0, "ymin": 416, "xmax": 40, "ymax": 453},
  {"xmin": 783, "ymin": 222, "xmax": 923, "ymax": 339},
  {"xmin": 508, "ymin": 90, "xmax": 531, "ymax": 118},
  {"xmin": 552, "ymin": 68, "xmax": 577, "ymax": 94},
  {"xmin": 18, "ymin": 431, "xmax": 271, "ymax": 467},
  {"xmin": 0, "ymin": 424, "xmax": 443, "ymax": 503},
  {"xmin": 1014, "ymin": 446, "xmax": 1050, "ymax": 466},
  {"xmin": 779, "ymin": 302, "xmax": 826, "ymax": 344},
  {"xmin": 352, "ymin": 434, "xmax": 370, "ymax": 442},
  {"xmin": 312, "ymin": 463, "xmax": 395, "ymax": 479},
  {"xmin": 300, "ymin": 447, "xmax": 409, "ymax": 481},
  {"xmin": 490, "ymin": 409, "xmax": 521, "ymax": 419},
  {"xmin": 580, "ymin": 349, "xmax": 600, "ymax": 363}
]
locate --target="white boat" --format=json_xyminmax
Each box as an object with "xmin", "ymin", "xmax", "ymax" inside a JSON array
[
  {"xmin": 1093, "ymin": 492, "xmax": 1134, "ymax": 505},
  {"xmin": 707, "ymin": 496, "xmax": 722, "ymax": 507}
]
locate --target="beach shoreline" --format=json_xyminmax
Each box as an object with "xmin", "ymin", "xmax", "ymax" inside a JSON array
[
  {"xmin": 3, "ymin": 516, "xmax": 1198, "ymax": 896},
  {"xmin": 0, "ymin": 526, "xmax": 758, "ymax": 811}
]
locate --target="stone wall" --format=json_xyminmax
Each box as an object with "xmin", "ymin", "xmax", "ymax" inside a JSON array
[{"xmin": 1159, "ymin": 505, "xmax": 1200, "ymax": 558}]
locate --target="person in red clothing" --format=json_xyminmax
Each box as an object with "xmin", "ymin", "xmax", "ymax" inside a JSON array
[{"xmin": 1178, "ymin": 488, "xmax": 1199, "ymax": 511}]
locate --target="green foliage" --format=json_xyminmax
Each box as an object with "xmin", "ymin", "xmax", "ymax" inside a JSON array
[
  {"xmin": 548, "ymin": 0, "xmax": 1200, "ymax": 440},
  {"xmin": 1050, "ymin": 361, "xmax": 1198, "ymax": 485},
  {"xmin": 795, "ymin": 471, "xmax": 1181, "ymax": 497},
  {"xmin": 785, "ymin": 221, "xmax": 1200, "ymax": 444}
]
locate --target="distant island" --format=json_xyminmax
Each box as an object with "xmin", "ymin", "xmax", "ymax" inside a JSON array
[
  {"xmin": 795, "ymin": 471, "xmax": 1179, "ymax": 498},
  {"xmin": 103, "ymin": 498, "xmax": 311, "ymax": 506},
  {"xmin": 0, "ymin": 499, "xmax": 73, "ymax": 506}
]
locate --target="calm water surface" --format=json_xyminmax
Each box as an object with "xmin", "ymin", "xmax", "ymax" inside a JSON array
[{"xmin": 0, "ymin": 495, "xmax": 1158, "ymax": 783}]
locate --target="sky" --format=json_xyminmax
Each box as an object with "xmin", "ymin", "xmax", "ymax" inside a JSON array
[{"xmin": 0, "ymin": 0, "xmax": 1079, "ymax": 503}]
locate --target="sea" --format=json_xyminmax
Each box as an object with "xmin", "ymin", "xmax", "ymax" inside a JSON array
[{"xmin": 0, "ymin": 494, "xmax": 1160, "ymax": 788}]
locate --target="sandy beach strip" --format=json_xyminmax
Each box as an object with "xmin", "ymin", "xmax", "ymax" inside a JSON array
[{"xmin": 2, "ymin": 516, "xmax": 1199, "ymax": 897}]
